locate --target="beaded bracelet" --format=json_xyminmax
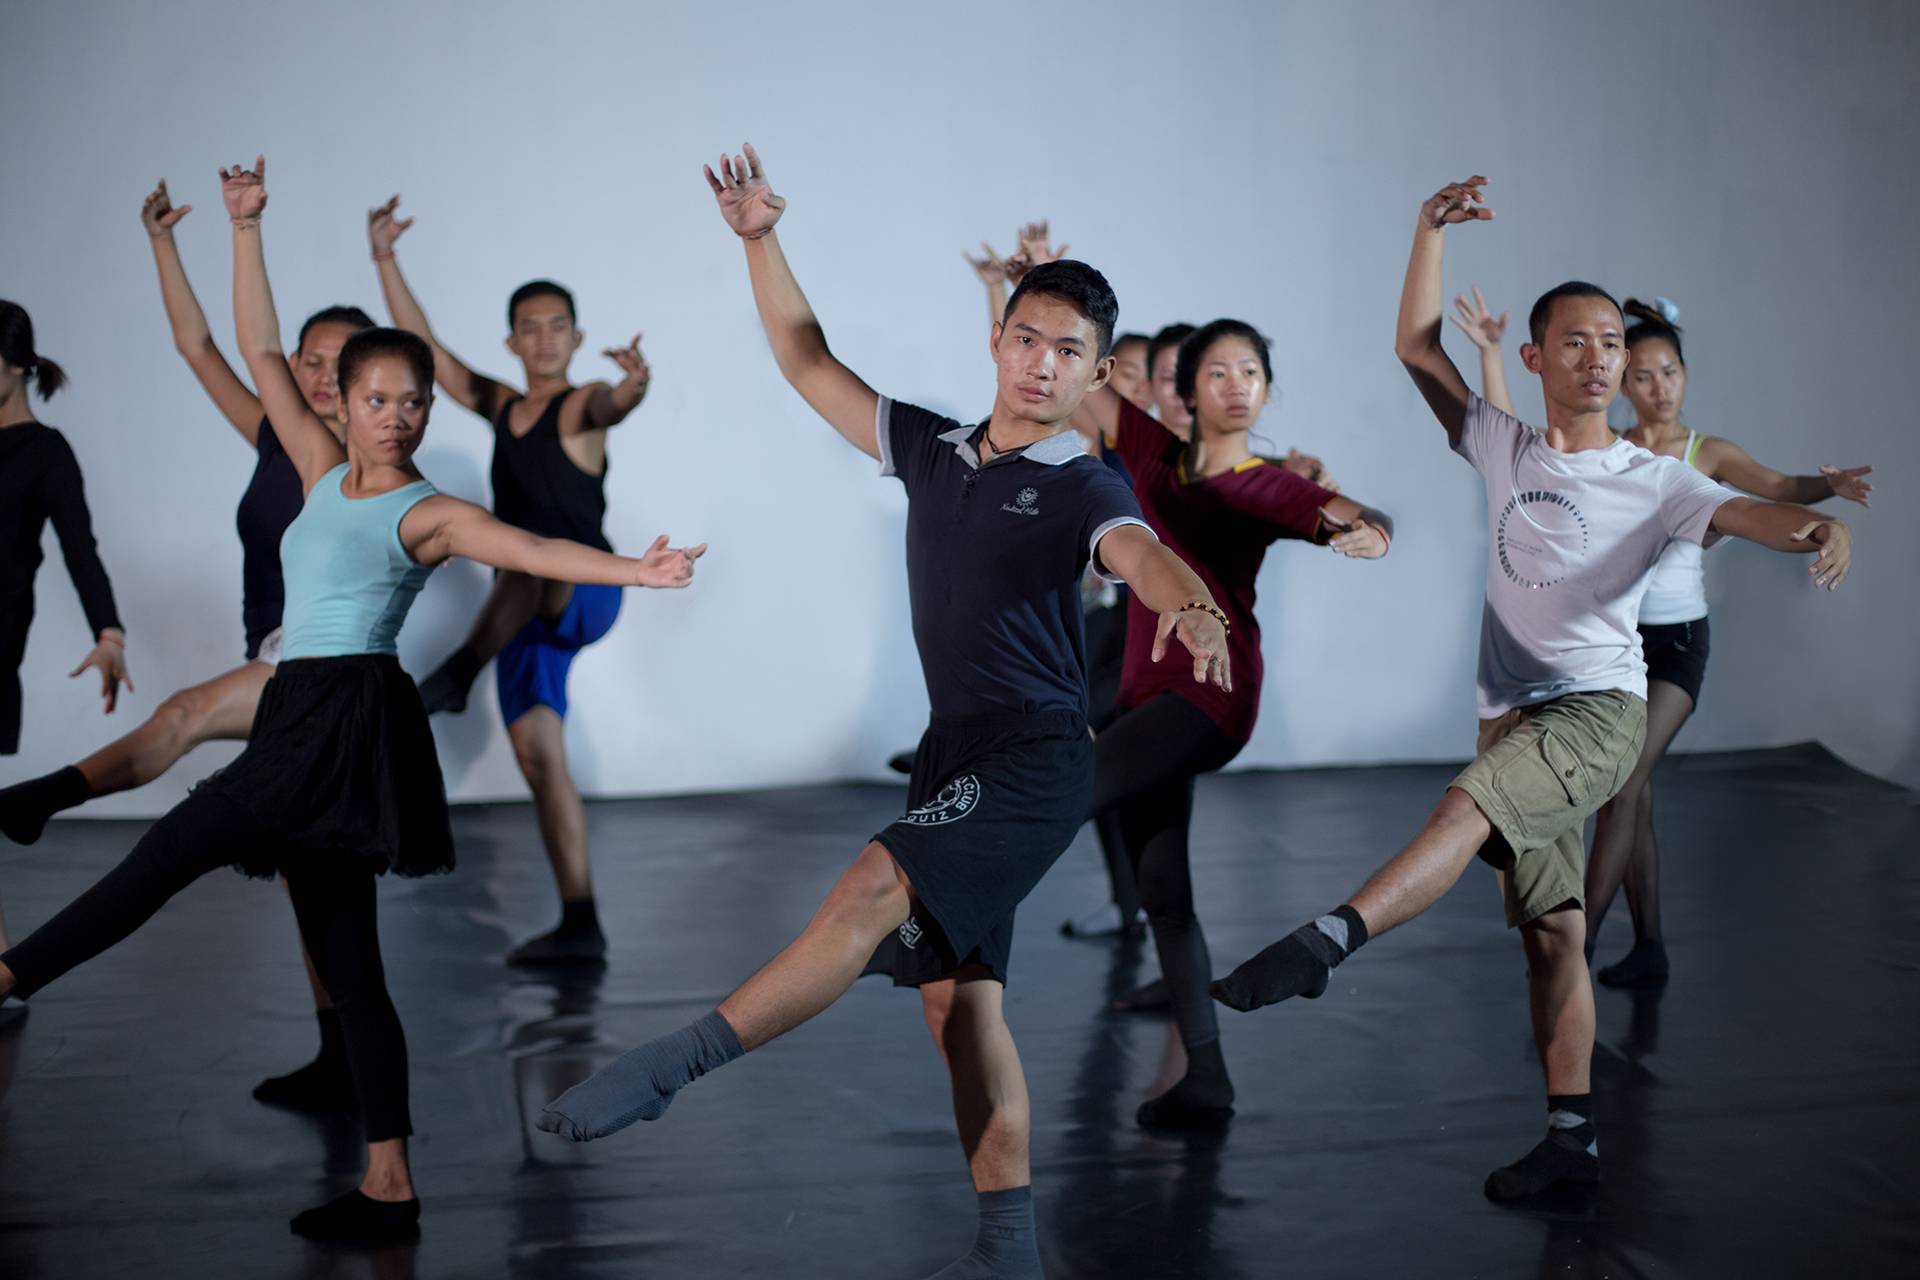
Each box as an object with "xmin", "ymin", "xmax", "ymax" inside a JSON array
[{"xmin": 1178, "ymin": 601, "xmax": 1230, "ymax": 635}]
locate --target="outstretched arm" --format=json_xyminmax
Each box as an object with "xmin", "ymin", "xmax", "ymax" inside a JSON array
[
  {"xmin": 1446, "ymin": 285, "xmax": 1514, "ymax": 415},
  {"xmin": 141, "ymin": 180, "xmax": 262, "ymax": 441},
  {"xmin": 577, "ymin": 333, "xmax": 652, "ymax": 432},
  {"xmin": 1316, "ymin": 495, "xmax": 1395, "ymax": 558},
  {"xmin": 1394, "ymin": 177, "xmax": 1496, "ymax": 448},
  {"xmin": 404, "ymin": 494, "xmax": 706, "ymax": 586},
  {"xmin": 1709, "ymin": 498, "xmax": 1853, "ymax": 590},
  {"xmin": 368, "ymin": 196, "xmax": 513, "ymax": 420},
  {"xmin": 706, "ymin": 143, "xmax": 879, "ymax": 458},
  {"xmin": 1701, "ymin": 438, "xmax": 1874, "ymax": 508},
  {"xmin": 1095, "ymin": 524, "xmax": 1233, "ymax": 691},
  {"xmin": 225, "ymin": 156, "xmax": 347, "ymax": 492}
]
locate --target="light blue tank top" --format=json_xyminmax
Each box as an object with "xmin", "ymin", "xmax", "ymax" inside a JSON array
[{"xmin": 278, "ymin": 464, "xmax": 437, "ymax": 660}]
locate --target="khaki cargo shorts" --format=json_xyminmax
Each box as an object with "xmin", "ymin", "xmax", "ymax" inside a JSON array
[{"xmin": 1449, "ymin": 689, "xmax": 1648, "ymax": 928}]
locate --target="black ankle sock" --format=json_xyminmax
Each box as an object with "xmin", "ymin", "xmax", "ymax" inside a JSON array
[
  {"xmin": 1597, "ymin": 940, "xmax": 1669, "ymax": 989},
  {"xmin": 1485, "ymin": 1094, "xmax": 1598, "ymax": 1201},
  {"xmin": 417, "ymin": 646, "xmax": 483, "ymax": 715},
  {"xmin": 1211, "ymin": 905, "xmax": 1367, "ymax": 1012},
  {"xmin": 508, "ymin": 898, "xmax": 608, "ymax": 967},
  {"xmin": 253, "ymin": 1008, "xmax": 357, "ymax": 1116},
  {"xmin": 1136, "ymin": 1037, "xmax": 1235, "ymax": 1130},
  {"xmin": 0, "ymin": 766, "xmax": 93, "ymax": 845},
  {"xmin": 289, "ymin": 1189, "xmax": 421, "ymax": 1244}
]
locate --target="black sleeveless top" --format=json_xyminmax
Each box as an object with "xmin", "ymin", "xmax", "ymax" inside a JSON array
[
  {"xmin": 234, "ymin": 416, "xmax": 304, "ymax": 658},
  {"xmin": 490, "ymin": 392, "xmax": 611, "ymax": 551}
]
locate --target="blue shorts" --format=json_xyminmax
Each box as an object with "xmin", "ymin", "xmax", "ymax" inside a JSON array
[{"xmin": 495, "ymin": 583, "xmax": 622, "ymax": 726}]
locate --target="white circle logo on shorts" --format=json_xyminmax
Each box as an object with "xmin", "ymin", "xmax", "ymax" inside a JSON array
[{"xmin": 902, "ymin": 775, "xmax": 982, "ymax": 826}]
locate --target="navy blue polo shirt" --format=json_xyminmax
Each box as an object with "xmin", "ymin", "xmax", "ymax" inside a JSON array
[{"xmin": 879, "ymin": 397, "xmax": 1151, "ymax": 721}]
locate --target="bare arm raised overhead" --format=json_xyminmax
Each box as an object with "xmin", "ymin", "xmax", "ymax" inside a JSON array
[
  {"xmin": 1447, "ymin": 285, "xmax": 1514, "ymax": 416},
  {"xmin": 705, "ymin": 143, "xmax": 880, "ymax": 459},
  {"xmin": 367, "ymin": 197, "xmax": 513, "ymax": 421},
  {"xmin": 141, "ymin": 179, "xmax": 262, "ymax": 441},
  {"xmin": 225, "ymin": 157, "xmax": 347, "ymax": 493},
  {"xmin": 1394, "ymin": 176, "xmax": 1496, "ymax": 448}
]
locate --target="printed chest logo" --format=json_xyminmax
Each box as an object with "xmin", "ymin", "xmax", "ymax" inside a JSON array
[
  {"xmin": 1001, "ymin": 487, "xmax": 1041, "ymax": 517},
  {"xmin": 901, "ymin": 775, "xmax": 982, "ymax": 826},
  {"xmin": 1496, "ymin": 489, "xmax": 1589, "ymax": 590}
]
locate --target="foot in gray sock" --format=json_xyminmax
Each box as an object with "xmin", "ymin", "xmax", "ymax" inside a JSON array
[
  {"xmin": 924, "ymin": 1187, "xmax": 1043, "ymax": 1279},
  {"xmin": 537, "ymin": 1009, "xmax": 743, "ymax": 1141}
]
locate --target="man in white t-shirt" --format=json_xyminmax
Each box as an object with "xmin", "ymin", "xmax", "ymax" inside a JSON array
[{"xmin": 1210, "ymin": 176, "xmax": 1855, "ymax": 1201}]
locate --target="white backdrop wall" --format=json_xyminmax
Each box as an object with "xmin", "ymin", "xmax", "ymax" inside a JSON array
[{"xmin": 4, "ymin": 0, "xmax": 1915, "ymax": 817}]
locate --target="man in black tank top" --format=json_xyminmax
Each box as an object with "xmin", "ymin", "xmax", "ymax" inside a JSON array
[{"xmin": 369, "ymin": 202, "xmax": 652, "ymax": 964}]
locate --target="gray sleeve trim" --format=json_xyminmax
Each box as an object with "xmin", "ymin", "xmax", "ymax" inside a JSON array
[
  {"xmin": 876, "ymin": 396, "xmax": 896, "ymax": 478},
  {"xmin": 1089, "ymin": 515, "xmax": 1154, "ymax": 584}
]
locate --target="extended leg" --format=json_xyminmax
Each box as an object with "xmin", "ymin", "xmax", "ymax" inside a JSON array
[
  {"xmin": 539, "ymin": 841, "xmax": 912, "ymax": 1140},
  {"xmin": 0, "ymin": 789, "xmax": 264, "ymax": 1000},
  {"xmin": 919, "ymin": 972, "xmax": 1042, "ymax": 1280},
  {"xmin": 1212, "ymin": 788, "xmax": 1490, "ymax": 1012},
  {"xmin": 0, "ymin": 661, "xmax": 269, "ymax": 845},
  {"xmin": 1585, "ymin": 680, "xmax": 1691, "ymax": 984},
  {"xmin": 416, "ymin": 572, "xmax": 547, "ymax": 714}
]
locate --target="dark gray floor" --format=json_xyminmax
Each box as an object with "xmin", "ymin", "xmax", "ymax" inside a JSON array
[{"xmin": 1, "ymin": 743, "xmax": 1916, "ymax": 1278}]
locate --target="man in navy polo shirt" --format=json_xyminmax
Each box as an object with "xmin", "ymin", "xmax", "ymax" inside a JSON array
[{"xmin": 540, "ymin": 144, "xmax": 1231, "ymax": 1279}]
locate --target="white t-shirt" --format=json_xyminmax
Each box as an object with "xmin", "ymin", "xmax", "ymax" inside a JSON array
[{"xmin": 1455, "ymin": 393, "xmax": 1732, "ymax": 718}]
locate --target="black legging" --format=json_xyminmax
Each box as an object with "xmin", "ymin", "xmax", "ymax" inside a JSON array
[
  {"xmin": 1089, "ymin": 694, "xmax": 1239, "ymax": 1050},
  {"xmin": 1, "ymin": 789, "xmax": 411, "ymax": 1140}
]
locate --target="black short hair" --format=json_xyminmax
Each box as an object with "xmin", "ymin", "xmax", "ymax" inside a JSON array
[
  {"xmin": 337, "ymin": 327, "xmax": 435, "ymax": 398},
  {"xmin": 1621, "ymin": 298, "xmax": 1685, "ymax": 366},
  {"xmin": 1001, "ymin": 260, "xmax": 1120, "ymax": 358},
  {"xmin": 1147, "ymin": 322, "xmax": 1197, "ymax": 379},
  {"xmin": 0, "ymin": 298, "xmax": 66, "ymax": 399},
  {"xmin": 1111, "ymin": 332, "xmax": 1150, "ymax": 356},
  {"xmin": 1175, "ymin": 319, "xmax": 1275, "ymax": 411},
  {"xmin": 296, "ymin": 305, "xmax": 376, "ymax": 353},
  {"xmin": 508, "ymin": 279, "xmax": 577, "ymax": 329},
  {"xmin": 1527, "ymin": 281, "xmax": 1621, "ymax": 345}
]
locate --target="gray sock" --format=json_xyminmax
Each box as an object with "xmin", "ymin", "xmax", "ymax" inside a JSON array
[
  {"xmin": 536, "ymin": 1009, "xmax": 743, "ymax": 1141},
  {"xmin": 925, "ymin": 1186, "xmax": 1042, "ymax": 1280}
]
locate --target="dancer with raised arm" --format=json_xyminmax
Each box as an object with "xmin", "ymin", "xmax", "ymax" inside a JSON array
[
  {"xmin": 0, "ymin": 184, "xmax": 376, "ymax": 1113},
  {"xmin": 0, "ymin": 157, "xmax": 702, "ymax": 1245},
  {"xmin": 1210, "ymin": 177, "xmax": 1857, "ymax": 1202},
  {"xmin": 0, "ymin": 302, "xmax": 128, "ymax": 758},
  {"xmin": 539, "ymin": 144, "xmax": 1230, "ymax": 1279},
  {"xmin": 1452, "ymin": 288, "xmax": 1874, "ymax": 989},
  {"xmin": 368, "ymin": 198, "xmax": 652, "ymax": 964},
  {"xmin": 1068, "ymin": 319, "xmax": 1393, "ymax": 1127}
]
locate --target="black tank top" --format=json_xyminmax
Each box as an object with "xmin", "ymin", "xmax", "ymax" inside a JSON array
[
  {"xmin": 490, "ymin": 392, "xmax": 611, "ymax": 551},
  {"xmin": 234, "ymin": 416, "xmax": 304, "ymax": 658}
]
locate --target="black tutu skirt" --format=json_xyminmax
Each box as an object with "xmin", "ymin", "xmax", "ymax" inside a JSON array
[{"xmin": 197, "ymin": 653, "xmax": 455, "ymax": 879}]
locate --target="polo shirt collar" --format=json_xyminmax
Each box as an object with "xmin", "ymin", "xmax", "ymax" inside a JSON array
[{"xmin": 940, "ymin": 422, "xmax": 1089, "ymax": 470}]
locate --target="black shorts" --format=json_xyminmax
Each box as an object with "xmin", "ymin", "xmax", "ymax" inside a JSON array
[
  {"xmin": 1639, "ymin": 617, "xmax": 1710, "ymax": 705},
  {"xmin": 871, "ymin": 709, "xmax": 1093, "ymax": 987}
]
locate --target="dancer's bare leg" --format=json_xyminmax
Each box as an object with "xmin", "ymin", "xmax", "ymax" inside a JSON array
[{"xmin": 75, "ymin": 661, "xmax": 271, "ymax": 794}]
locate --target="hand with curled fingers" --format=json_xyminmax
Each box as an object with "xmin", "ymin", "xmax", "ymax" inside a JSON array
[
  {"xmin": 220, "ymin": 155, "xmax": 268, "ymax": 222},
  {"xmin": 368, "ymin": 194, "xmax": 414, "ymax": 256},
  {"xmin": 1792, "ymin": 519, "xmax": 1851, "ymax": 591},
  {"xmin": 704, "ymin": 143, "xmax": 785, "ymax": 240},
  {"xmin": 141, "ymin": 179, "xmax": 191, "ymax": 237},
  {"xmin": 633, "ymin": 535, "xmax": 707, "ymax": 588},
  {"xmin": 603, "ymin": 333, "xmax": 650, "ymax": 393},
  {"xmin": 1152, "ymin": 608, "xmax": 1233, "ymax": 692},
  {"xmin": 1447, "ymin": 285, "xmax": 1508, "ymax": 351},
  {"xmin": 71, "ymin": 631, "xmax": 133, "ymax": 714},
  {"xmin": 1421, "ymin": 175, "xmax": 1494, "ymax": 229}
]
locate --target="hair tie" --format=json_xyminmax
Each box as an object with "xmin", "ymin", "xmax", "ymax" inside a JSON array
[{"xmin": 1654, "ymin": 296, "xmax": 1681, "ymax": 324}]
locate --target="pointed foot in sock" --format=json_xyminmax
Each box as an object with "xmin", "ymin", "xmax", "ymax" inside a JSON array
[
  {"xmin": 507, "ymin": 926, "xmax": 608, "ymax": 968},
  {"xmin": 289, "ymin": 1190, "xmax": 421, "ymax": 1245},
  {"xmin": 253, "ymin": 1057, "xmax": 359, "ymax": 1117},
  {"xmin": 1596, "ymin": 942, "xmax": 1669, "ymax": 989},
  {"xmin": 1484, "ymin": 1133, "xmax": 1599, "ymax": 1202},
  {"xmin": 536, "ymin": 1092, "xmax": 671, "ymax": 1142},
  {"xmin": 1210, "ymin": 932, "xmax": 1333, "ymax": 1013},
  {"xmin": 415, "ymin": 674, "xmax": 467, "ymax": 716},
  {"xmin": 1111, "ymin": 975, "xmax": 1169, "ymax": 1013},
  {"xmin": 0, "ymin": 811, "xmax": 50, "ymax": 846}
]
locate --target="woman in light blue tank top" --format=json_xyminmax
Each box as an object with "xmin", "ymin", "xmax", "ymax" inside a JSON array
[
  {"xmin": 0, "ymin": 157, "xmax": 706, "ymax": 1247},
  {"xmin": 1457, "ymin": 291, "xmax": 1874, "ymax": 990}
]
